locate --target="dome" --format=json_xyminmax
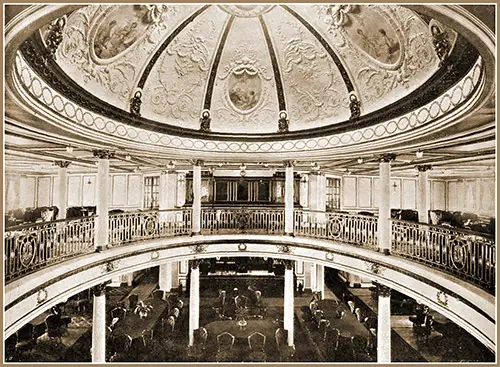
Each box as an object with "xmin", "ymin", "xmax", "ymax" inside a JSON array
[{"xmin": 4, "ymin": 4, "xmax": 495, "ymax": 169}]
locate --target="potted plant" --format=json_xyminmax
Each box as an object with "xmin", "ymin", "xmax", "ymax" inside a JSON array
[{"xmin": 134, "ymin": 300, "xmax": 153, "ymax": 319}]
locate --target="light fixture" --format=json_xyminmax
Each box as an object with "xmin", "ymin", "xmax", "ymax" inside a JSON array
[
  {"xmin": 218, "ymin": 162, "xmax": 223, "ymax": 167},
  {"xmin": 134, "ymin": 166, "xmax": 140, "ymax": 173},
  {"xmin": 66, "ymin": 145, "xmax": 73, "ymax": 153},
  {"xmin": 238, "ymin": 243, "xmax": 247, "ymax": 251},
  {"xmin": 347, "ymin": 170, "xmax": 352, "ymax": 175},
  {"xmin": 239, "ymin": 163, "xmax": 247, "ymax": 177},
  {"xmin": 325, "ymin": 252, "xmax": 334, "ymax": 261},
  {"xmin": 208, "ymin": 166, "xmax": 215, "ymax": 173},
  {"xmin": 312, "ymin": 162, "xmax": 320, "ymax": 171},
  {"xmin": 125, "ymin": 154, "xmax": 131, "ymax": 161},
  {"xmin": 357, "ymin": 158, "xmax": 364, "ymax": 164},
  {"xmin": 416, "ymin": 150, "xmax": 424, "ymax": 158},
  {"xmin": 167, "ymin": 160, "xmax": 175, "ymax": 169},
  {"xmin": 263, "ymin": 163, "xmax": 269, "ymax": 168}
]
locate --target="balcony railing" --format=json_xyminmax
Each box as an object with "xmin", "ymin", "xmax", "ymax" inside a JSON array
[
  {"xmin": 109, "ymin": 209, "xmax": 192, "ymax": 246},
  {"xmin": 4, "ymin": 209, "xmax": 495, "ymax": 293},
  {"xmin": 201, "ymin": 207, "xmax": 284, "ymax": 234},
  {"xmin": 392, "ymin": 219, "xmax": 495, "ymax": 292},
  {"xmin": 5, "ymin": 216, "xmax": 95, "ymax": 281},
  {"xmin": 294, "ymin": 210, "xmax": 378, "ymax": 250}
]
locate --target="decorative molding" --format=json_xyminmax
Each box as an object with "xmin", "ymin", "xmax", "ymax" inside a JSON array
[
  {"xmin": 45, "ymin": 16, "xmax": 67, "ymax": 60},
  {"xmin": 366, "ymin": 262, "xmax": 384, "ymax": 275},
  {"xmin": 276, "ymin": 244, "xmax": 292, "ymax": 253},
  {"xmin": 279, "ymin": 259, "xmax": 294, "ymax": 270},
  {"xmin": 130, "ymin": 90, "xmax": 142, "ymax": 116},
  {"xmin": 54, "ymin": 160, "xmax": 71, "ymax": 168},
  {"xmin": 192, "ymin": 159, "xmax": 204, "ymax": 167},
  {"xmin": 16, "ymin": 47, "xmax": 482, "ymax": 149},
  {"xmin": 416, "ymin": 164, "xmax": 432, "ymax": 172},
  {"xmin": 259, "ymin": 15, "xmax": 286, "ymax": 112},
  {"xmin": 325, "ymin": 252, "xmax": 334, "ymax": 261},
  {"xmin": 101, "ymin": 260, "xmax": 119, "ymax": 273},
  {"xmin": 437, "ymin": 290, "xmax": 449, "ymax": 307},
  {"xmin": 430, "ymin": 20, "xmax": 452, "ymax": 68},
  {"xmin": 36, "ymin": 288, "xmax": 48, "ymax": 304},
  {"xmin": 190, "ymin": 244, "xmax": 207, "ymax": 253},
  {"xmin": 93, "ymin": 149, "xmax": 115, "ymax": 160},
  {"xmin": 199, "ymin": 110, "xmax": 211, "ymax": 132},
  {"xmin": 278, "ymin": 111, "xmax": 289, "ymax": 133},
  {"xmin": 379, "ymin": 153, "xmax": 397, "ymax": 163},
  {"xmin": 283, "ymin": 160, "xmax": 295, "ymax": 168},
  {"xmin": 349, "ymin": 93, "xmax": 361, "ymax": 119},
  {"xmin": 151, "ymin": 250, "xmax": 160, "ymax": 260}
]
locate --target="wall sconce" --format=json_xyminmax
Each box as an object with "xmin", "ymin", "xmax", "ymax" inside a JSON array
[
  {"xmin": 312, "ymin": 162, "xmax": 320, "ymax": 171},
  {"xmin": 416, "ymin": 150, "xmax": 424, "ymax": 158},
  {"xmin": 357, "ymin": 158, "xmax": 364, "ymax": 164},
  {"xmin": 346, "ymin": 170, "xmax": 352, "ymax": 175},
  {"xmin": 125, "ymin": 154, "xmax": 131, "ymax": 161},
  {"xmin": 66, "ymin": 145, "xmax": 73, "ymax": 153},
  {"xmin": 238, "ymin": 243, "xmax": 247, "ymax": 251},
  {"xmin": 218, "ymin": 162, "xmax": 224, "ymax": 167},
  {"xmin": 325, "ymin": 252, "xmax": 334, "ymax": 261},
  {"xmin": 167, "ymin": 161, "xmax": 175, "ymax": 170}
]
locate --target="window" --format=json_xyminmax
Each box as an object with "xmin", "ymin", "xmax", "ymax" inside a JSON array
[
  {"xmin": 326, "ymin": 178, "xmax": 341, "ymax": 210},
  {"xmin": 144, "ymin": 176, "xmax": 159, "ymax": 209}
]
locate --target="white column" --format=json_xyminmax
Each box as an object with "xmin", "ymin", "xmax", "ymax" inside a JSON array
[
  {"xmin": 310, "ymin": 262, "xmax": 317, "ymax": 292},
  {"xmin": 284, "ymin": 161, "xmax": 295, "ymax": 235},
  {"xmin": 192, "ymin": 161, "xmax": 203, "ymax": 234},
  {"xmin": 159, "ymin": 262, "xmax": 172, "ymax": 293},
  {"xmin": 91, "ymin": 284, "xmax": 107, "ymax": 363},
  {"xmin": 54, "ymin": 161, "xmax": 70, "ymax": 219},
  {"xmin": 94, "ymin": 150, "xmax": 111, "ymax": 251},
  {"xmin": 283, "ymin": 262, "xmax": 294, "ymax": 346},
  {"xmin": 417, "ymin": 165, "xmax": 431, "ymax": 224},
  {"xmin": 316, "ymin": 264, "xmax": 325, "ymax": 299},
  {"xmin": 377, "ymin": 155, "xmax": 394, "ymax": 255},
  {"xmin": 188, "ymin": 262, "xmax": 200, "ymax": 346},
  {"xmin": 377, "ymin": 284, "xmax": 391, "ymax": 363}
]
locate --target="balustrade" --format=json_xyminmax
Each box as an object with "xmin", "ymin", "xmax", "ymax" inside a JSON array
[
  {"xmin": 294, "ymin": 210, "xmax": 378, "ymax": 249},
  {"xmin": 391, "ymin": 219, "xmax": 495, "ymax": 292},
  {"xmin": 108, "ymin": 209, "xmax": 192, "ymax": 246},
  {"xmin": 201, "ymin": 207, "xmax": 284, "ymax": 234},
  {"xmin": 4, "ymin": 209, "xmax": 495, "ymax": 293},
  {"xmin": 5, "ymin": 216, "xmax": 96, "ymax": 281}
]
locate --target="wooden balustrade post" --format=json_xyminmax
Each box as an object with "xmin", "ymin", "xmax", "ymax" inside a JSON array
[
  {"xmin": 192, "ymin": 160, "xmax": 203, "ymax": 235},
  {"xmin": 284, "ymin": 161, "xmax": 295, "ymax": 235}
]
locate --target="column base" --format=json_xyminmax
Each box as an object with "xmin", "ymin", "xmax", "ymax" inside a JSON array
[
  {"xmin": 284, "ymin": 232, "xmax": 295, "ymax": 237},
  {"xmin": 95, "ymin": 246, "xmax": 104, "ymax": 253},
  {"xmin": 191, "ymin": 231, "xmax": 201, "ymax": 236},
  {"xmin": 378, "ymin": 248, "xmax": 391, "ymax": 255}
]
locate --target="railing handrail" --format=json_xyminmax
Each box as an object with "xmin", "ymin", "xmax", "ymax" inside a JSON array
[
  {"xmin": 5, "ymin": 215, "xmax": 97, "ymax": 232},
  {"xmin": 391, "ymin": 218, "xmax": 495, "ymax": 240},
  {"xmin": 296, "ymin": 209, "xmax": 378, "ymax": 220}
]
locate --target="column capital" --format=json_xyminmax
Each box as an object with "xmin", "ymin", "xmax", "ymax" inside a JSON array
[
  {"xmin": 376, "ymin": 283, "xmax": 391, "ymax": 297},
  {"xmin": 283, "ymin": 160, "xmax": 295, "ymax": 168},
  {"xmin": 54, "ymin": 160, "xmax": 71, "ymax": 168},
  {"xmin": 93, "ymin": 149, "xmax": 115, "ymax": 160},
  {"xmin": 191, "ymin": 159, "xmax": 204, "ymax": 167},
  {"xmin": 280, "ymin": 259, "xmax": 294, "ymax": 270},
  {"xmin": 92, "ymin": 281, "xmax": 111, "ymax": 296},
  {"xmin": 378, "ymin": 153, "xmax": 396, "ymax": 163},
  {"xmin": 190, "ymin": 259, "xmax": 201, "ymax": 269},
  {"xmin": 416, "ymin": 164, "xmax": 432, "ymax": 172}
]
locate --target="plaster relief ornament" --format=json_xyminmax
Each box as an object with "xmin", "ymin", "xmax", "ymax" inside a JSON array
[
  {"xmin": 323, "ymin": 5, "xmax": 356, "ymax": 30},
  {"xmin": 219, "ymin": 44, "xmax": 272, "ymax": 114}
]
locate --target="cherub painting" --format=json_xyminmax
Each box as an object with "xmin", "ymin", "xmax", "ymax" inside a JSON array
[{"xmin": 228, "ymin": 71, "xmax": 262, "ymax": 111}]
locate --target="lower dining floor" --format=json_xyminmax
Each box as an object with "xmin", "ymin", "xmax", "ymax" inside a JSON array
[{"xmin": 6, "ymin": 267, "xmax": 494, "ymax": 363}]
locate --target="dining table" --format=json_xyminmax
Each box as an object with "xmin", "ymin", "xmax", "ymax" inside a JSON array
[
  {"xmin": 112, "ymin": 299, "xmax": 168, "ymax": 340},
  {"xmin": 204, "ymin": 319, "xmax": 278, "ymax": 340}
]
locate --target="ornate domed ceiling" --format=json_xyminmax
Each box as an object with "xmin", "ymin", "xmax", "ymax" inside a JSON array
[{"xmin": 46, "ymin": 4, "xmax": 449, "ymax": 134}]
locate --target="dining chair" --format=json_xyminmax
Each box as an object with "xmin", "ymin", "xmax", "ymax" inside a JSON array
[
  {"xmin": 351, "ymin": 335, "xmax": 373, "ymax": 362},
  {"xmin": 324, "ymin": 328, "xmax": 340, "ymax": 360},
  {"xmin": 127, "ymin": 294, "xmax": 139, "ymax": 312},
  {"xmin": 354, "ymin": 308, "xmax": 363, "ymax": 322},
  {"xmin": 111, "ymin": 306, "xmax": 127, "ymax": 321},
  {"xmin": 15, "ymin": 324, "xmax": 36, "ymax": 354},
  {"xmin": 248, "ymin": 332, "xmax": 266, "ymax": 362},
  {"xmin": 152, "ymin": 289, "xmax": 164, "ymax": 301},
  {"xmin": 216, "ymin": 332, "xmax": 235, "ymax": 362},
  {"xmin": 45, "ymin": 314, "xmax": 63, "ymax": 344},
  {"xmin": 347, "ymin": 300, "xmax": 356, "ymax": 313}
]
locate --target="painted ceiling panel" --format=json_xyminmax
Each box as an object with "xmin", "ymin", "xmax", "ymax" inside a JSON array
[
  {"xmin": 210, "ymin": 15, "xmax": 279, "ymax": 133},
  {"xmin": 263, "ymin": 6, "xmax": 350, "ymax": 130},
  {"xmin": 56, "ymin": 5, "xmax": 203, "ymax": 111},
  {"xmin": 141, "ymin": 5, "xmax": 228, "ymax": 129},
  {"xmin": 288, "ymin": 4, "xmax": 441, "ymax": 115}
]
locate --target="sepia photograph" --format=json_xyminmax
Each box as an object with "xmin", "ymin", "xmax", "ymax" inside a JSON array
[{"xmin": 3, "ymin": 3, "xmax": 496, "ymax": 364}]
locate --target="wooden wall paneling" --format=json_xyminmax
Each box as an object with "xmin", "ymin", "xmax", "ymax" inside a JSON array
[
  {"xmin": 357, "ymin": 177, "xmax": 372, "ymax": 208},
  {"xmin": 82, "ymin": 175, "xmax": 96, "ymax": 206},
  {"xmin": 430, "ymin": 180, "xmax": 447, "ymax": 210},
  {"xmin": 127, "ymin": 174, "xmax": 142, "ymax": 207},
  {"xmin": 342, "ymin": 176, "xmax": 357, "ymax": 207},
  {"xmin": 36, "ymin": 177, "xmax": 51, "ymax": 207},
  {"xmin": 390, "ymin": 179, "xmax": 401, "ymax": 209},
  {"xmin": 111, "ymin": 175, "xmax": 127, "ymax": 207},
  {"xmin": 402, "ymin": 179, "xmax": 416, "ymax": 209}
]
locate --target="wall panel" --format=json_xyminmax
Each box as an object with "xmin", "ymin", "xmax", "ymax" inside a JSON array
[
  {"xmin": 342, "ymin": 177, "xmax": 357, "ymax": 207},
  {"xmin": 82, "ymin": 175, "xmax": 96, "ymax": 206},
  {"xmin": 37, "ymin": 177, "xmax": 52, "ymax": 207},
  {"xmin": 111, "ymin": 175, "xmax": 127, "ymax": 207},
  {"xmin": 431, "ymin": 180, "xmax": 446, "ymax": 210},
  {"xmin": 402, "ymin": 179, "xmax": 416, "ymax": 209},
  {"xmin": 357, "ymin": 177, "xmax": 372, "ymax": 207},
  {"xmin": 67, "ymin": 176, "xmax": 82, "ymax": 207},
  {"xmin": 127, "ymin": 175, "xmax": 142, "ymax": 206}
]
